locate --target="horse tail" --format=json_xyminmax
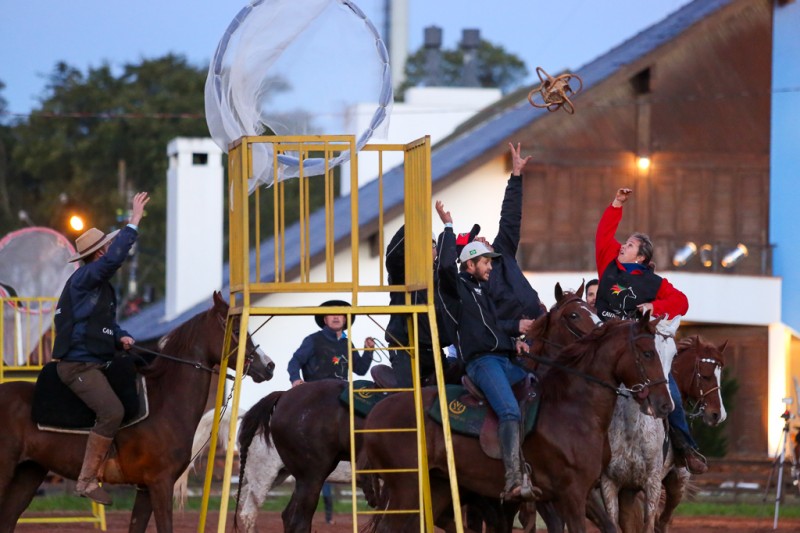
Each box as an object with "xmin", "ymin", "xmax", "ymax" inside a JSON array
[
  {"xmin": 173, "ymin": 408, "xmax": 232, "ymax": 511},
  {"xmin": 234, "ymin": 390, "xmax": 283, "ymax": 532}
]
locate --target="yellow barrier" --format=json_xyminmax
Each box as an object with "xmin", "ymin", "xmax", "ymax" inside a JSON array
[{"xmin": 1, "ymin": 296, "xmax": 106, "ymax": 530}]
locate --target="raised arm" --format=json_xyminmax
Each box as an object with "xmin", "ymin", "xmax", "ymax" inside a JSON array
[
  {"xmin": 493, "ymin": 143, "xmax": 531, "ymax": 255},
  {"xmin": 595, "ymin": 188, "xmax": 631, "ymax": 276},
  {"xmin": 435, "ymin": 201, "xmax": 459, "ymax": 297}
]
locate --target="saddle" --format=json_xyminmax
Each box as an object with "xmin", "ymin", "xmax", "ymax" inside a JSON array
[
  {"xmin": 428, "ymin": 375, "xmax": 541, "ymax": 459},
  {"xmin": 32, "ymin": 356, "xmax": 149, "ymax": 434},
  {"xmin": 338, "ymin": 379, "xmax": 391, "ymax": 418}
]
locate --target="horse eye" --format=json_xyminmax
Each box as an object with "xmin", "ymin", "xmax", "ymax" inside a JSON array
[
  {"xmin": 569, "ymin": 312, "xmax": 579, "ymax": 319},
  {"xmin": 643, "ymin": 350, "xmax": 655, "ymax": 359}
]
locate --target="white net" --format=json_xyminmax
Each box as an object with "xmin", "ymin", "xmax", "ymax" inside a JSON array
[
  {"xmin": 205, "ymin": 0, "xmax": 392, "ymax": 190},
  {"xmin": 0, "ymin": 228, "xmax": 77, "ymax": 365}
]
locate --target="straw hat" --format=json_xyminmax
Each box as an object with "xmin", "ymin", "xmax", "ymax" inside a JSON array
[{"xmin": 67, "ymin": 228, "xmax": 120, "ymax": 263}]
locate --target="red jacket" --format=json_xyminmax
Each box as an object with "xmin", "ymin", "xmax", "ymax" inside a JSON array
[{"xmin": 595, "ymin": 204, "xmax": 688, "ymax": 319}]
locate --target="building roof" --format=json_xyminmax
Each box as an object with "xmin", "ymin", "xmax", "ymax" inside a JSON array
[{"xmin": 121, "ymin": 0, "xmax": 734, "ymax": 340}]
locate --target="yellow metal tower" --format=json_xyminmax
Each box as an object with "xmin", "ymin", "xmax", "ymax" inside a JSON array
[{"xmin": 197, "ymin": 135, "xmax": 463, "ymax": 532}]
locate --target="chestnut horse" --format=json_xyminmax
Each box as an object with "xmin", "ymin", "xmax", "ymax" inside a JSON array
[
  {"xmin": 363, "ymin": 315, "xmax": 673, "ymax": 533},
  {"xmin": 234, "ymin": 284, "xmax": 598, "ymax": 533},
  {"xmin": 0, "ymin": 291, "xmax": 275, "ymax": 533}
]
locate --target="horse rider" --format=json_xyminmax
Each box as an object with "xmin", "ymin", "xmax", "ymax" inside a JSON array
[
  {"xmin": 52, "ymin": 191, "xmax": 150, "ymax": 505},
  {"xmin": 385, "ymin": 225, "xmax": 444, "ymax": 387},
  {"xmin": 585, "ymin": 278, "xmax": 599, "ymax": 310},
  {"xmin": 436, "ymin": 199, "xmax": 539, "ymax": 501},
  {"xmin": 287, "ymin": 300, "xmax": 375, "ymax": 522},
  {"xmin": 595, "ymin": 186, "xmax": 707, "ymax": 475}
]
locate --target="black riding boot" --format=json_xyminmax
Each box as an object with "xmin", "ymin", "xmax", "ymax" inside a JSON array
[
  {"xmin": 498, "ymin": 420, "xmax": 540, "ymax": 501},
  {"xmin": 670, "ymin": 427, "xmax": 708, "ymax": 475}
]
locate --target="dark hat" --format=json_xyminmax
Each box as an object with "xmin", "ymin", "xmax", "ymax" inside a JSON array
[
  {"xmin": 455, "ymin": 223, "xmax": 481, "ymax": 255},
  {"xmin": 315, "ymin": 299, "xmax": 352, "ymax": 328}
]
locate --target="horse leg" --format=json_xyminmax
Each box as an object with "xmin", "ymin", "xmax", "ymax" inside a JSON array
[
  {"xmin": 587, "ymin": 487, "xmax": 618, "ymax": 533},
  {"xmin": 128, "ymin": 486, "xmax": 153, "ymax": 533},
  {"xmin": 535, "ymin": 500, "xmax": 564, "ymax": 533},
  {"xmin": 146, "ymin": 480, "xmax": 175, "ymax": 533},
  {"xmin": 0, "ymin": 461, "xmax": 47, "ymax": 533},
  {"xmin": 282, "ymin": 476, "xmax": 326, "ymax": 533},
  {"xmin": 617, "ymin": 489, "xmax": 642, "ymax": 533},
  {"xmin": 554, "ymin": 490, "xmax": 590, "ymax": 533},
  {"xmin": 656, "ymin": 468, "xmax": 689, "ymax": 533},
  {"xmin": 599, "ymin": 477, "xmax": 621, "ymax": 529},
  {"xmin": 641, "ymin": 471, "xmax": 663, "ymax": 532}
]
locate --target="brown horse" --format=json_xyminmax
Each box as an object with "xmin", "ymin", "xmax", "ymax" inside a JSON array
[
  {"xmin": 234, "ymin": 284, "xmax": 598, "ymax": 533},
  {"xmin": 363, "ymin": 314, "xmax": 673, "ymax": 533},
  {"xmin": 653, "ymin": 335, "xmax": 727, "ymax": 533},
  {"xmin": 0, "ymin": 291, "xmax": 274, "ymax": 533}
]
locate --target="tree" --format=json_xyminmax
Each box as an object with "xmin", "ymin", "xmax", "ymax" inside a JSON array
[{"xmin": 398, "ymin": 39, "xmax": 529, "ymax": 100}]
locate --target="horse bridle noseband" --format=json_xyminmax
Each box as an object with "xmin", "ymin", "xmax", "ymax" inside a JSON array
[{"xmin": 686, "ymin": 356, "xmax": 723, "ymax": 419}]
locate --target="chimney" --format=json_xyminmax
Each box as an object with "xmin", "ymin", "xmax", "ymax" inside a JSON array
[
  {"xmin": 165, "ymin": 138, "xmax": 223, "ymax": 319},
  {"xmin": 423, "ymin": 26, "xmax": 443, "ymax": 86},
  {"xmin": 460, "ymin": 29, "xmax": 481, "ymax": 87}
]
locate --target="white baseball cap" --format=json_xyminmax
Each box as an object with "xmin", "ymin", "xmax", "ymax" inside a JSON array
[{"xmin": 459, "ymin": 241, "xmax": 500, "ymax": 262}]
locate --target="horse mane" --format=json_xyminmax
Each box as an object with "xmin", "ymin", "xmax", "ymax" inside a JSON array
[
  {"xmin": 538, "ymin": 323, "xmax": 616, "ymax": 403},
  {"xmin": 138, "ymin": 305, "xmax": 215, "ymax": 379}
]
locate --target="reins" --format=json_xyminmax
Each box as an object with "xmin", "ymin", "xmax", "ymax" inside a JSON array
[
  {"xmin": 130, "ymin": 345, "xmax": 234, "ymax": 380},
  {"xmin": 686, "ymin": 354, "xmax": 723, "ymax": 419}
]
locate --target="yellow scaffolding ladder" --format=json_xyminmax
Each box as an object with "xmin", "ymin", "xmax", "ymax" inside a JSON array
[{"xmin": 196, "ymin": 135, "xmax": 463, "ymax": 532}]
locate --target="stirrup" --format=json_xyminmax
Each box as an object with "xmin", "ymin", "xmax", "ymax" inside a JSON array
[{"xmin": 501, "ymin": 475, "xmax": 541, "ymax": 502}]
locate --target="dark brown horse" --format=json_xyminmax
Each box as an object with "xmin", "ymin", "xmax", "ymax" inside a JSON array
[
  {"xmin": 235, "ymin": 284, "xmax": 598, "ymax": 533},
  {"xmin": 0, "ymin": 291, "xmax": 274, "ymax": 533},
  {"xmin": 363, "ymin": 314, "xmax": 673, "ymax": 533}
]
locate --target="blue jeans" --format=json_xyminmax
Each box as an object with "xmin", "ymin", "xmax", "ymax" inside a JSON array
[
  {"xmin": 466, "ymin": 355, "xmax": 528, "ymax": 423},
  {"xmin": 322, "ymin": 482, "xmax": 333, "ymax": 520},
  {"xmin": 668, "ymin": 372, "xmax": 697, "ymax": 449}
]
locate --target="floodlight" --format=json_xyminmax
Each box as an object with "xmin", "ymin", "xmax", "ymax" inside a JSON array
[
  {"xmin": 672, "ymin": 242, "xmax": 697, "ymax": 267},
  {"xmin": 721, "ymin": 244, "xmax": 748, "ymax": 269}
]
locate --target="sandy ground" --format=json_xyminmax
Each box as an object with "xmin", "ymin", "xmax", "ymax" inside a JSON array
[{"xmin": 13, "ymin": 510, "xmax": 800, "ymax": 532}]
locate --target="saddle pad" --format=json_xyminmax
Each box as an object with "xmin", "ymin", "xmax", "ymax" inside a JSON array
[
  {"xmin": 428, "ymin": 385, "xmax": 541, "ymax": 440},
  {"xmin": 338, "ymin": 380, "xmax": 391, "ymax": 418},
  {"xmin": 32, "ymin": 358, "xmax": 149, "ymax": 434}
]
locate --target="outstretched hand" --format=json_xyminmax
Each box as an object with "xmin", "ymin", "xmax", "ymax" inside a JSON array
[
  {"xmin": 612, "ymin": 188, "xmax": 632, "ymax": 208},
  {"xmin": 509, "ymin": 142, "xmax": 532, "ymax": 176},
  {"xmin": 130, "ymin": 192, "xmax": 151, "ymax": 226},
  {"xmin": 435, "ymin": 200, "xmax": 453, "ymax": 225}
]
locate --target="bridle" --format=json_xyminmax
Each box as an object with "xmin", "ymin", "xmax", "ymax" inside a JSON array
[
  {"xmin": 522, "ymin": 322, "xmax": 666, "ymax": 398},
  {"xmin": 528, "ymin": 295, "xmax": 597, "ymax": 352},
  {"xmin": 685, "ymin": 354, "xmax": 723, "ymax": 419}
]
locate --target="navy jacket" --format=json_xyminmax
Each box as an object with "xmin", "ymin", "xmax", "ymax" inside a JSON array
[
  {"xmin": 287, "ymin": 327, "xmax": 372, "ymax": 382},
  {"xmin": 437, "ymin": 227, "xmax": 518, "ymax": 363},
  {"xmin": 488, "ymin": 174, "xmax": 543, "ymax": 321},
  {"xmin": 53, "ymin": 226, "xmax": 136, "ymax": 363}
]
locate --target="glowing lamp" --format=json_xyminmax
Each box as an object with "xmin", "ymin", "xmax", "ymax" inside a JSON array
[
  {"xmin": 721, "ymin": 244, "xmax": 748, "ymax": 269},
  {"xmin": 699, "ymin": 244, "xmax": 713, "ymax": 268},
  {"xmin": 636, "ymin": 156, "xmax": 651, "ymax": 171},
  {"xmin": 68, "ymin": 215, "xmax": 85, "ymax": 232},
  {"xmin": 672, "ymin": 242, "xmax": 697, "ymax": 267}
]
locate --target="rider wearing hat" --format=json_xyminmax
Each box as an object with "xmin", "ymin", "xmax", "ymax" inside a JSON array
[
  {"xmin": 52, "ymin": 191, "xmax": 150, "ymax": 505},
  {"xmin": 595, "ymin": 187, "xmax": 707, "ymax": 475},
  {"xmin": 287, "ymin": 300, "xmax": 375, "ymax": 386},
  {"xmin": 436, "ymin": 200, "xmax": 539, "ymax": 502}
]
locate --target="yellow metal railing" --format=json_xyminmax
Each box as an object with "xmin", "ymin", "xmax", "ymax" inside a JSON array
[
  {"xmin": 199, "ymin": 135, "xmax": 463, "ymax": 532},
  {"xmin": 0, "ymin": 296, "xmax": 57, "ymax": 383},
  {"xmin": 0, "ymin": 295, "xmax": 106, "ymax": 529}
]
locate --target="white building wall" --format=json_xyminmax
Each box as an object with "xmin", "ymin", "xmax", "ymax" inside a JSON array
[
  {"xmin": 165, "ymin": 138, "xmax": 224, "ymax": 320},
  {"xmin": 340, "ymin": 86, "xmax": 502, "ymax": 196}
]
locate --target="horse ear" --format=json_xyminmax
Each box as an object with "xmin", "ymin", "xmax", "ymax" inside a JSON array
[
  {"xmin": 718, "ymin": 339, "xmax": 729, "ymax": 354},
  {"xmin": 638, "ymin": 310, "xmax": 654, "ymax": 329},
  {"xmin": 576, "ymin": 279, "xmax": 585, "ymax": 299},
  {"xmin": 212, "ymin": 291, "xmax": 228, "ymax": 309},
  {"xmin": 554, "ymin": 282, "xmax": 564, "ymax": 303}
]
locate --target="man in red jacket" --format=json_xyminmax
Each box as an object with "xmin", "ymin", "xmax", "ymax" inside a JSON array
[{"xmin": 595, "ymin": 187, "xmax": 707, "ymax": 474}]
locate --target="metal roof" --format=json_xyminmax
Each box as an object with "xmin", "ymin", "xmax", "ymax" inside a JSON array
[{"xmin": 121, "ymin": 0, "xmax": 734, "ymax": 340}]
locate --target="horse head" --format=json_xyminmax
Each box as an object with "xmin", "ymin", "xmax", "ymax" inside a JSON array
[
  {"xmin": 526, "ymin": 282, "xmax": 601, "ymax": 355},
  {"xmin": 674, "ymin": 336, "xmax": 727, "ymax": 426},
  {"xmin": 210, "ymin": 291, "xmax": 275, "ymax": 383},
  {"xmin": 610, "ymin": 312, "xmax": 673, "ymax": 419}
]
